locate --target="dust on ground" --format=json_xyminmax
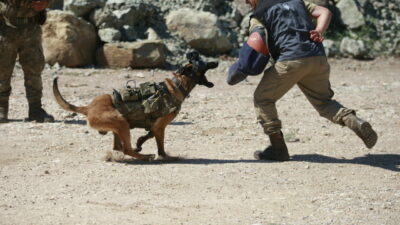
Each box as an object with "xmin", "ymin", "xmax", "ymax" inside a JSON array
[{"xmin": 0, "ymin": 58, "xmax": 399, "ymax": 225}]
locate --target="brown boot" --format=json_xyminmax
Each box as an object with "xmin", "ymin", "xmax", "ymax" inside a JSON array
[
  {"xmin": 27, "ymin": 102, "xmax": 54, "ymax": 123},
  {"xmin": 254, "ymin": 132, "xmax": 290, "ymax": 161},
  {"xmin": 342, "ymin": 113, "xmax": 377, "ymax": 149},
  {"xmin": 0, "ymin": 101, "xmax": 8, "ymax": 123}
]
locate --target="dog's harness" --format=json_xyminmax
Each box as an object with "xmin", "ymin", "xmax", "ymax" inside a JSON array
[{"xmin": 112, "ymin": 79, "xmax": 187, "ymax": 130}]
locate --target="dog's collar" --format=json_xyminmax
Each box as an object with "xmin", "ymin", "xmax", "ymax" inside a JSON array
[{"xmin": 172, "ymin": 77, "xmax": 190, "ymax": 98}]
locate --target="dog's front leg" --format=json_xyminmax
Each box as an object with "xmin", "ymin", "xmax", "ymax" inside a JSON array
[
  {"xmin": 135, "ymin": 131, "xmax": 154, "ymax": 152},
  {"xmin": 151, "ymin": 113, "xmax": 177, "ymax": 159}
]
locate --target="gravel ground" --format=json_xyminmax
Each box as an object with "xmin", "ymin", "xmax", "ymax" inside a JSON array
[{"xmin": 0, "ymin": 58, "xmax": 399, "ymax": 225}]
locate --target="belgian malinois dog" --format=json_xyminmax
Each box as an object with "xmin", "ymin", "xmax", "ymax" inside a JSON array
[{"xmin": 53, "ymin": 53, "xmax": 218, "ymax": 161}]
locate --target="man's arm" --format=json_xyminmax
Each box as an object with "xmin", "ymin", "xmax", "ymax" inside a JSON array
[{"xmin": 309, "ymin": 5, "xmax": 332, "ymax": 43}]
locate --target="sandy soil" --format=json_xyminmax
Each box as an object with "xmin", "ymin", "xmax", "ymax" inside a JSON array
[{"xmin": 0, "ymin": 58, "xmax": 399, "ymax": 225}]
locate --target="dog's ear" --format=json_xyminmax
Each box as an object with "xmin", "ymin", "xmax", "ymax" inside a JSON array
[{"xmin": 207, "ymin": 62, "xmax": 219, "ymax": 70}]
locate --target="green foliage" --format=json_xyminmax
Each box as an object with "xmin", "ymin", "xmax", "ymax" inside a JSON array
[{"xmin": 324, "ymin": 5, "xmax": 380, "ymax": 51}]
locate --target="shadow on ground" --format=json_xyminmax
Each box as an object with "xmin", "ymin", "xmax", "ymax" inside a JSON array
[
  {"xmin": 117, "ymin": 154, "xmax": 399, "ymax": 172},
  {"xmin": 291, "ymin": 154, "xmax": 400, "ymax": 172},
  {"xmin": 63, "ymin": 119, "xmax": 87, "ymax": 125}
]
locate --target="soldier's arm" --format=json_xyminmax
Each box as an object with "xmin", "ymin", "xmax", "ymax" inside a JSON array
[{"xmin": 249, "ymin": 17, "xmax": 264, "ymax": 33}]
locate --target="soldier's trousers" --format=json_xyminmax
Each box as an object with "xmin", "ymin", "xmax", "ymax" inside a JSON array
[
  {"xmin": 254, "ymin": 56, "xmax": 354, "ymax": 135},
  {"xmin": 0, "ymin": 23, "xmax": 45, "ymax": 104}
]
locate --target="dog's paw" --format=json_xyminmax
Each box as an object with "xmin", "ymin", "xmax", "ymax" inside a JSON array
[{"xmin": 148, "ymin": 154, "xmax": 156, "ymax": 162}]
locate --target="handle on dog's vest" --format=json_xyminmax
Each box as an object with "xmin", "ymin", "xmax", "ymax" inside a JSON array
[{"xmin": 126, "ymin": 80, "xmax": 137, "ymax": 89}]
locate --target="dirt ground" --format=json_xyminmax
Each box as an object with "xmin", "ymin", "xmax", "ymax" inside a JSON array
[{"xmin": 0, "ymin": 57, "xmax": 399, "ymax": 225}]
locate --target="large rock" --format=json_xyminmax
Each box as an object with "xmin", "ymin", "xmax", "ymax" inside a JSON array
[
  {"xmin": 90, "ymin": 7, "xmax": 119, "ymax": 29},
  {"xmin": 232, "ymin": 0, "xmax": 252, "ymax": 16},
  {"xmin": 96, "ymin": 41, "xmax": 166, "ymax": 68},
  {"xmin": 336, "ymin": 0, "xmax": 365, "ymax": 29},
  {"xmin": 323, "ymin": 39, "xmax": 340, "ymax": 57},
  {"xmin": 90, "ymin": 1, "xmax": 157, "ymax": 29},
  {"xmin": 166, "ymin": 8, "xmax": 232, "ymax": 55},
  {"xmin": 42, "ymin": 11, "xmax": 97, "ymax": 67},
  {"xmin": 64, "ymin": 0, "xmax": 105, "ymax": 18},
  {"xmin": 98, "ymin": 28, "xmax": 121, "ymax": 43},
  {"xmin": 340, "ymin": 37, "xmax": 368, "ymax": 58}
]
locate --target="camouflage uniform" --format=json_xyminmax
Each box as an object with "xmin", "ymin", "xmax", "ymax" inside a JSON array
[{"xmin": 0, "ymin": 0, "xmax": 53, "ymax": 122}]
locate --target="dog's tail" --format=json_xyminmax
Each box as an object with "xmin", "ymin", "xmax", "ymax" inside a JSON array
[{"xmin": 53, "ymin": 77, "xmax": 89, "ymax": 116}]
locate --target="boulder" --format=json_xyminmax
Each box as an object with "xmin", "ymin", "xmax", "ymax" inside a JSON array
[
  {"xmin": 98, "ymin": 28, "xmax": 122, "ymax": 43},
  {"xmin": 340, "ymin": 37, "xmax": 368, "ymax": 58},
  {"xmin": 232, "ymin": 0, "xmax": 252, "ymax": 16},
  {"xmin": 42, "ymin": 10, "xmax": 97, "ymax": 67},
  {"xmin": 336, "ymin": 0, "xmax": 365, "ymax": 29},
  {"xmin": 146, "ymin": 28, "xmax": 160, "ymax": 41},
  {"xmin": 323, "ymin": 39, "xmax": 340, "ymax": 57},
  {"xmin": 90, "ymin": 7, "xmax": 119, "ymax": 29},
  {"xmin": 64, "ymin": 0, "xmax": 105, "ymax": 18},
  {"xmin": 96, "ymin": 41, "xmax": 166, "ymax": 68},
  {"xmin": 166, "ymin": 8, "xmax": 232, "ymax": 55},
  {"xmin": 121, "ymin": 25, "xmax": 138, "ymax": 42},
  {"xmin": 90, "ymin": 1, "xmax": 156, "ymax": 29}
]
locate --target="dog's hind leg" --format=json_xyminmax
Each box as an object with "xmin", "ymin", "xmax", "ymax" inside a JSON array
[
  {"xmin": 113, "ymin": 132, "xmax": 123, "ymax": 151},
  {"xmin": 135, "ymin": 131, "xmax": 154, "ymax": 152},
  {"xmin": 116, "ymin": 124, "xmax": 155, "ymax": 161}
]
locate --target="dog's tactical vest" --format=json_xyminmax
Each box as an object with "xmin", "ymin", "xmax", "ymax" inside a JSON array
[{"xmin": 112, "ymin": 81, "xmax": 181, "ymax": 130}]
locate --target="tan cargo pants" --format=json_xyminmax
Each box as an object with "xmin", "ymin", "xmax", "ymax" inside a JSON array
[
  {"xmin": 0, "ymin": 23, "xmax": 45, "ymax": 104},
  {"xmin": 254, "ymin": 56, "xmax": 354, "ymax": 135}
]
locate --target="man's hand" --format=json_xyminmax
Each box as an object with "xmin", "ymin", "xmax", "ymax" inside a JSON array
[
  {"xmin": 310, "ymin": 5, "xmax": 332, "ymax": 43},
  {"xmin": 309, "ymin": 30, "xmax": 324, "ymax": 43},
  {"xmin": 30, "ymin": 0, "xmax": 49, "ymax": 11}
]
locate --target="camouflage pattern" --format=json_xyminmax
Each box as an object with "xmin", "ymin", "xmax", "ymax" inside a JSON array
[
  {"xmin": 0, "ymin": 0, "xmax": 47, "ymax": 104},
  {"xmin": 113, "ymin": 82, "xmax": 181, "ymax": 130}
]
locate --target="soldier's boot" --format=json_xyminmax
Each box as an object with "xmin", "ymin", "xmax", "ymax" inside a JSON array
[
  {"xmin": 27, "ymin": 102, "xmax": 54, "ymax": 123},
  {"xmin": 0, "ymin": 101, "xmax": 9, "ymax": 123},
  {"xmin": 342, "ymin": 113, "xmax": 377, "ymax": 149},
  {"xmin": 254, "ymin": 132, "xmax": 290, "ymax": 161}
]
